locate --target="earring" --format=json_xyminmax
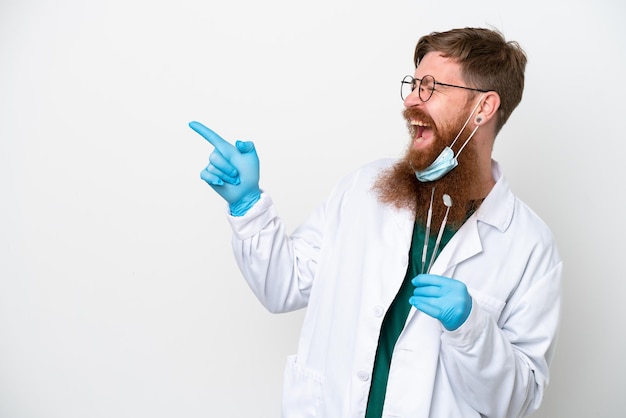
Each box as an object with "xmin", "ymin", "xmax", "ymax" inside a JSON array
[{"xmin": 475, "ymin": 116, "xmax": 483, "ymax": 124}]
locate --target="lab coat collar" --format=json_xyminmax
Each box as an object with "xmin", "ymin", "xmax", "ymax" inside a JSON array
[{"xmin": 474, "ymin": 160, "xmax": 515, "ymax": 233}]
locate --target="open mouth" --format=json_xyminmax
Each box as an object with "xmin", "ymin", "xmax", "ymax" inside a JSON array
[{"xmin": 410, "ymin": 119, "xmax": 433, "ymax": 144}]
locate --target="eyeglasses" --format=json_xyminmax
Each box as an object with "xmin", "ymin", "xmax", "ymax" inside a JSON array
[{"xmin": 400, "ymin": 74, "xmax": 489, "ymax": 102}]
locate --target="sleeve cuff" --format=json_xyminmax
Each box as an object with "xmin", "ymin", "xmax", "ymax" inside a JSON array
[
  {"xmin": 441, "ymin": 297, "xmax": 490, "ymax": 348},
  {"xmin": 226, "ymin": 192, "xmax": 278, "ymax": 240}
]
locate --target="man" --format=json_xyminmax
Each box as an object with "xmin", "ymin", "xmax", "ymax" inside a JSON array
[{"xmin": 190, "ymin": 27, "xmax": 562, "ymax": 418}]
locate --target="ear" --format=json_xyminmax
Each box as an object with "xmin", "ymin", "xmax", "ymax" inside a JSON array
[{"xmin": 474, "ymin": 91, "xmax": 500, "ymax": 126}]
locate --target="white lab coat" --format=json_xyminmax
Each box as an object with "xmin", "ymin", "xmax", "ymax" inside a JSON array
[{"xmin": 227, "ymin": 159, "xmax": 562, "ymax": 418}]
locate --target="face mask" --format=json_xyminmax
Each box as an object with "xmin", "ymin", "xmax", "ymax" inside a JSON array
[
  {"xmin": 414, "ymin": 95, "xmax": 484, "ymax": 182},
  {"xmin": 414, "ymin": 146, "xmax": 458, "ymax": 182}
]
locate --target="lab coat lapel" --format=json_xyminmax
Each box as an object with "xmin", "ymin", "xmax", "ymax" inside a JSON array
[
  {"xmin": 377, "ymin": 201, "xmax": 416, "ymax": 306},
  {"xmin": 431, "ymin": 216, "xmax": 483, "ymax": 277}
]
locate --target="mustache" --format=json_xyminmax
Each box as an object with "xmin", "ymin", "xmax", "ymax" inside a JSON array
[{"xmin": 403, "ymin": 107, "xmax": 436, "ymax": 127}]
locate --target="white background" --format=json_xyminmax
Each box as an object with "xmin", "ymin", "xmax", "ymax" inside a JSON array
[{"xmin": 1, "ymin": 0, "xmax": 624, "ymax": 416}]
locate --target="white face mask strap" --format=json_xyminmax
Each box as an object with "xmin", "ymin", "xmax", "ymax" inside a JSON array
[
  {"xmin": 455, "ymin": 125, "xmax": 479, "ymax": 159},
  {"xmin": 450, "ymin": 94, "xmax": 485, "ymax": 158},
  {"xmin": 449, "ymin": 94, "xmax": 485, "ymax": 150}
]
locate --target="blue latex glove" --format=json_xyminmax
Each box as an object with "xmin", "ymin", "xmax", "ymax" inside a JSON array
[
  {"xmin": 189, "ymin": 121, "xmax": 261, "ymax": 216},
  {"xmin": 409, "ymin": 274, "xmax": 473, "ymax": 331}
]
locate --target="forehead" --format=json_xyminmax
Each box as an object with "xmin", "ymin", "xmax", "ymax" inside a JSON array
[{"xmin": 414, "ymin": 52, "xmax": 463, "ymax": 83}]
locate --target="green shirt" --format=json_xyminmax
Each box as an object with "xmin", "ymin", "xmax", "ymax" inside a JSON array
[{"xmin": 365, "ymin": 221, "xmax": 456, "ymax": 417}]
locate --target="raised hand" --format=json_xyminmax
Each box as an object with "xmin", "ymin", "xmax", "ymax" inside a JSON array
[{"xmin": 189, "ymin": 121, "xmax": 261, "ymax": 216}]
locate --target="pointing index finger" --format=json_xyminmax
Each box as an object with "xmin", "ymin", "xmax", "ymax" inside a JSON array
[{"xmin": 189, "ymin": 121, "xmax": 235, "ymax": 156}]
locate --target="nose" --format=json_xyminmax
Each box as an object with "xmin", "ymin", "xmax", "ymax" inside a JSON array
[{"xmin": 403, "ymin": 90, "xmax": 422, "ymax": 108}]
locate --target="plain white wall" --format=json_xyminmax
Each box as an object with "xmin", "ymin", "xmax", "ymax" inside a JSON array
[{"xmin": 1, "ymin": 0, "xmax": 624, "ymax": 416}]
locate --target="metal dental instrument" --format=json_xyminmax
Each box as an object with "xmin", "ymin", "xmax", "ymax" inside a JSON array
[
  {"xmin": 421, "ymin": 187, "xmax": 435, "ymax": 274},
  {"xmin": 426, "ymin": 194, "xmax": 453, "ymax": 274}
]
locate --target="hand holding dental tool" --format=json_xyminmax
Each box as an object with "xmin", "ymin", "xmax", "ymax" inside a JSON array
[
  {"xmin": 409, "ymin": 273, "xmax": 473, "ymax": 331},
  {"xmin": 189, "ymin": 121, "xmax": 261, "ymax": 217}
]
